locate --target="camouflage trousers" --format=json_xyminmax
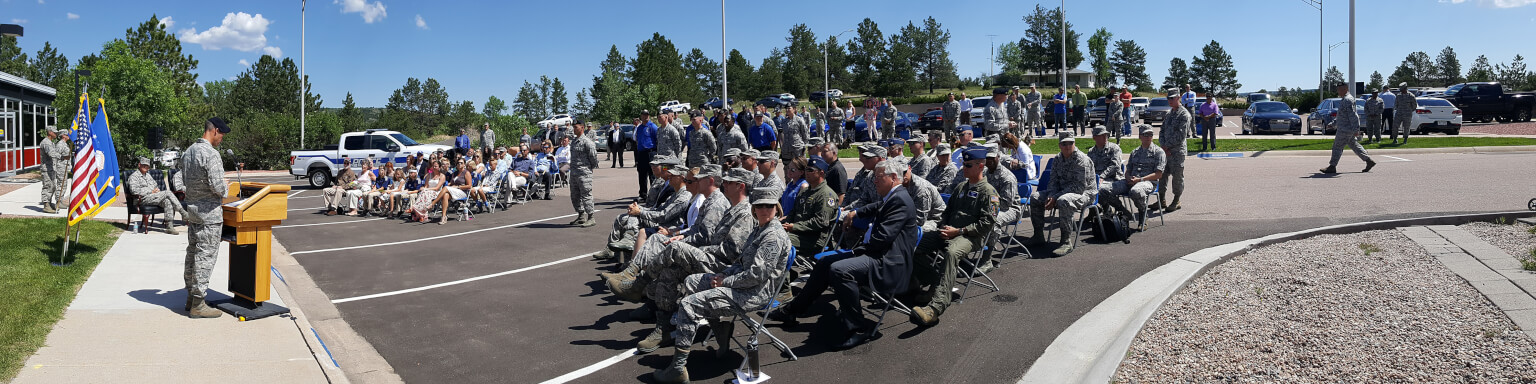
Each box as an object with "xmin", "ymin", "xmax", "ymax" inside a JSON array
[
  {"xmin": 40, "ymin": 169, "xmax": 63, "ymax": 207},
  {"xmin": 912, "ymin": 233, "xmax": 980, "ymax": 317},
  {"xmin": 670, "ymin": 273, "xmax": 749, "ymax": 349},
  {"xmin": 829, "ymin": 120, "xmax": 844, "ymax": 144},
  {"xmin": 881, "ymin": 119, "xmax": 896, "ymax": 140},
  {"xmin": 184, "ymin": 223, "xmax": 220, "ymax": 300},
  {"xmin": 1329, "ymin": 131, "xmax": 1371, "ymax": 168},
  {"xmin": 606, "ymin": 215, "xmax": 640, "ymax": 251},
  {"xmin": 141, "ymin": 190, "xmax": 186, "ymax": 220},
  {"xmin": 1159, "ymin": 152, "xmax": 1186, "ymax": 201},
  {"xmin": 1366, "ymin": 116, "xmax": 1383, "ymax": 141},
  {"xmin": 640, "ymin": 239, "xmax": 729, "ymax": 312},
  {"xmin": 570, "ymin": 170, "xmax": 594, "ymax": 214}
]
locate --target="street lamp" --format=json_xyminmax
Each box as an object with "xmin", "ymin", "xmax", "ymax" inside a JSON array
[
  {"xmin": 1327, "ymin": 41, "xmax": 1348, "ymax": 79},
  {"xmin": 0, "ymin": 24, "xmax": 21, "ymax": 37},
  {"xmin": 824, "ymin": 29, "xmax": 854, "ymax": 111}
]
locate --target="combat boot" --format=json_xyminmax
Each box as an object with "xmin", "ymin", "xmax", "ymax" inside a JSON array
[
  {"xmin": 567, "ymin": 213, "xmax": 584, "ymax": 226},
  {"xmin": 651, "ymin": 346, "xmax": 690, "ymax": 384},
  {"xmin": 601, "ymin": 263, "xmax": 639, "ymax": 285},
  {"xmin": 910, "ymin": 306, "xmax": 940, "ymax": 326},
  {"xmin": 1363, "ymin": 159, "xmax": 1377, "ymax": 173},
  {"xmin": 636, "ymin": 315, "xmax": 675, "ymax": 353},
  {"xmin": 1318, "ymin": 166, "xmax": 1337, "ymax": 174},
  {"xmin": 593, "ymin": 246, "xmax": 616, "ymax": 260},
  {"xmin": 42, "ymin": 202, "xmax": 57, "ymax": 214},
  {"xmin": 1053, "ymin": 231, "xmax": 1075, "ymax": 256},
  {"xmin": 709, "ymin": 320, "xmax": 734, "ymax": 356},
  {"xmin": 608, "ymin": 274, "xmax": 645, "ymax": 303},
  {"xmin": 578, "ymin": 213, "xmax": 596, "ymax": 228},
  {"xmin": 187, "ymin": 299, "xmax": 223, "ymax": 319},
  {"xmin": 164, "ymin": 218, "xmax": 179, "ymax": 235}
]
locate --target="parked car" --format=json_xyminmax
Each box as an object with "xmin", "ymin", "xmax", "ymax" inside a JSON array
[
  {"xmin": 827, "ymin": 89, "xmax": 844, "ymax": 99},
  {"xmin": 594, "ymin": 124, "xmax": 636, "ymax": 152},
  {"xmin": 966, "ymin": 97, "xmax": 993, "ymax": 130},
  {"xmin": 775, "ymin": 93, "xmax": 797, "ymax": 103},
  {"xmin": 1435, "ymin": 82, "xmax": 1534, "ymax": 123},
  {"xmin": 1241, "ymin": 101, "xmax": 1303, "ymax": 135},
  {"xmin": 1306, "ymin": 98, "xmax": 1367, "ymax": 135},
  {"xmin": 538, "ymin": 113, "xmax": 573, "ymax": 128},
  {"xmin": 290, "ymin": 130, "xmax": 451, "ymax": 188},
  {"xmin": 156, "ymin": 147, "xmax": 180, "ymax": 168},
  {"xmin": 850, "ymin": 113, "xmax": 916, "ymax": 142},
  {"xmin": 809, "ymin": 91, "xmax": 827, "ymax": 102},
  {"xmin": 1407, "ymin": 97, "xmax": 1463, "ymax": 135},
  {"xmin": 1087, "ymin": 97, "xmax": 1108, "ymax": 126},
  {"xmin": 1142, "ymin": 98, "xmax": 1172, "ymax": 124},
  {"xmin": 703, "ymin": 97, "xmax": 735, "ymax": 110},
  {"xmin": 1246, "ymin": 93, "xmax": 1272, "ymax": 104},
  {"xmin": 916, "ymin": 109, "xmax": 946, "ymax": 132},
  {"xmin": 659, "ymin": 100, "xmax": 692, "ymax": 114},
  {"xmin": 754, "ymin": 96, "xmax": 794, "ymax": 109}
]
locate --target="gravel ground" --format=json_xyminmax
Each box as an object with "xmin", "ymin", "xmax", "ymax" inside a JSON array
[
  {"xmin": 1114, "ymin": 229, "xmax": 1536, "ymax": 383},
  {"xmin": 1460, "ymin": 222, "xmax": 1536, "ymax": 264},
  {"xmin": 1462, "ymin": 121, "xmax": 1536, "ymax": 135}
]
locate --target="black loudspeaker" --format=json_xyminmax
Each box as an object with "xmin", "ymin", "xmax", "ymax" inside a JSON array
[{"xmin": 148, "ymin": 126, "xmax": 164, "ymax": 150}]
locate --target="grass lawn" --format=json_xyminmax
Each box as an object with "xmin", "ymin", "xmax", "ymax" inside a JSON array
[
  {"xmin": 835, "ymin": 137, "xmax": 1536, "ymax": 158},
  {"xmin": 0, "ymin": 218, "xmax": 122, "ymax": 382}
]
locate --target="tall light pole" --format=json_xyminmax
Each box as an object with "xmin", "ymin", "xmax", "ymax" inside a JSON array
[
  {"xmin": 1327, "ymin": 41, "xmax": 1348, "ymax": 75},
  {"xmin": 825, "ymin": 29, "xmax": 854, "ymax": 111},
  {"xmin": 1347, "ymin": 0, "xmax": 1355, "ymax": 95},
  {"xmin": 985, "ymin": 34, "xmax": 998, "ymax": 88},
  {"xmin": 1302, "ymin": 0, "xmax": 1323, "ymax": 100},
  {"xmin": 720, "ymin": 0, "xmax": 727, "ymax": 111},
  {"xmin": 1060, "ymin": 0, "xmax": 1067, "ymax": 88},
  {"xmin": 300, "ymin": 0, "xmax": 307, "ymax": 149}
]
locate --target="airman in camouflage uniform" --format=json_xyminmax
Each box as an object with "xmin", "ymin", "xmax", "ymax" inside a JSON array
[
  {"xmin": 1393, "ymin": 83, "xmax": 1416, "ymax": 144},
  {"xmin": 925, "ymin": 144, "xmax": 958, "ymax": 192},
  {"xmin": 1028, "ymin": 131, "xmax": 1096, "ymax": 256},
  {"xmin": 656, "ymin": 112, "xmax": 685, "ymax": 159},
  {"xmin": 780, "ymin": 105, "xmax": 809, "ymax": 160},
  {"xmin": 128, "ymin": 157, "xmax": 186, "ymax": 234},
  {"xmin": 905, "ymin": 165, "xmax": 947, "ymax": 231},
  {"xmin": 984, "ymin": 88, "xmax": 1012, "ymax": 136},
  {"xmin": 879, "ymin": 99, "xmax": 898, "ymax": 140},
  {"xmin": 568, "ymin": 121, "xmax": 599, "ymax": 227},
  {"xmin": 941, "ymin": 94, "xmax": 961, "ymax": 143},
  {"xmin": 181, "ymin": 118, "xmax": 232, "ymax": 319},
  {"xmin": 1105, "ymin": 88, "xmax": 1126, "ymax": 139},
  {"xmin": 652, "ymin": 187, "xmax": 789, "ymax": 384},
  {"xmin": 826, "ymin": 104, "xmax": 846, "ymax": 146},
  {"xmin": 975, "ymin": 146, "xmax": 1018, "ymax": 273},
  {"xmin": 1158, "ymin": 89, "xmax": 1191, "ymax": 212},
  {"xmin": 1321, "ymin": 84, "xmax": 1376, "ymax": 174},
  {"xmin": 39, "ymin": 126, "xmax": 70, "ymax": 213},
  {"xmin": 907, "ymin": 135, "xmax": 936, "ymax": 180},
  {"xmin": 599, "ymin": 156, "xmax": 682, "ymax": 260},
  {"xmin": 716, "ymin": 116, "xmax": 749, "ymax": 157},
  {"xmin": 753, "ymin": 150, "xmax": 786, "ymax": 195},
  {"xmin": 909, "ymin": 146, "xmax": 998, "ymax": 326},
  {"xmin": 1086, "ymin": 126, "xmax": 1124, "ymax": 206},
  {"xmin": 1007, "ymin": 89, "xmax": 1025, "ymax": 138},
  {"xmin": 1025, "ymin": 85, "xmax": 1044, "ymax": 137},
  {"xmin": 1105, "ymin": 125, "xmax": 1165, "ymax": 223},
  {"xmin": 841, "ymin": 144, "xmax": 885, "ymax": 209},
  {"xmin": 1364, "ymin": 91, "xmax": 1385, "ymax": 143},
  {"xmin": 685, "ymin": 111, "xmax": 716, "ymax": 167}
]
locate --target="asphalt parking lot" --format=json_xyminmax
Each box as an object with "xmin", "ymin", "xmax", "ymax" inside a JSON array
[{"xmin": 262, "ymin": 149, "xmax": 1536, "ymax": 383}]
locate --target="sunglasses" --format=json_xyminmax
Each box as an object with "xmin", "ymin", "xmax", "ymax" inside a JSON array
[
  {"xmin": 683, "ymin": 178, "xmax": 700, "ymax": 184},
  {"xmin": 964, "ymin": 161, "xmax": 983, "ymax": 168}
]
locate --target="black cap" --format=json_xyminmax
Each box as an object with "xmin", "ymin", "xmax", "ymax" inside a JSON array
[
  {"xmin": 641, "ymin": 109, "xmax": 651, "ymax": 116},
  {"xmin": 993, "ymin": 88, "xmax": 1008, "ymax": 96},
  {"xmin": 207, "ymin": 117, "xmax": 231, "ymax": 133}
]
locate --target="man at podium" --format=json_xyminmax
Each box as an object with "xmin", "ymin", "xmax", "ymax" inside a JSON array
[{"xmin": 180, "ymin": 117, "xmax": 230, "ymax": 319}]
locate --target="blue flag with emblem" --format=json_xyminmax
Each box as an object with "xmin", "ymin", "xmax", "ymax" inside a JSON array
[{"xmin": 66, "ymin": 98, "xmax": 121, "ymax": 224}]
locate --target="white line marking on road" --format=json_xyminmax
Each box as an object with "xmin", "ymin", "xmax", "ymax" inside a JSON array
[
  {"xmin": 288, "ymin": 206, "xmax": 325, "ymax": 212},
  {"xmin": 539, "ymin": 348, "xmax": 640, "ymax": 384},
  {"xmin": 331, "ymin": 253, "xmax": 594, "ymax": 303},
  {"xmin": 1382, "ymin": 155, "xmax": 1413, "ymax": 162},
  {"xmin": 275, "ymin": 218, "xmax": 385, "ymax": 229},
  {"xmin": 291, "ymin": 211, "xmax": 597, "ymax": 256},
  {"xmin": 288, "ymin": 190, "xmax": 304, "ymax": 197}
]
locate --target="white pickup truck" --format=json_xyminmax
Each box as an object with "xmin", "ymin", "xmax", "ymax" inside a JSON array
[
  {"xmin": 289, "ymin": 130, "xmax": 451, "ymax": 188},
  {"xmin": 659, "ymin": 100, "xmax": 691, "ymax": 114}
]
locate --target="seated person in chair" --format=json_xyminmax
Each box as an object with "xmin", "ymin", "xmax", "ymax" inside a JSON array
[
  {"xmin": 1105, "ymin": 126, "xmax": 1164, "ymax": 225},
  {"xmin": 771, "ymin": 158, "xmax": 917, "ymax": 349},
  {"xmin": 345, "ymin": 161, "xmax": 375, "ymax": 216},
  {"xmin": 909, "ymin": 147, "xmax": 998, "ymax": 326},
  {"xmin": 598, "ymin": 155, "xmax": 691, "ymax": 260},
  {"xmin": 904, "ymin": 162, "xmax": 946, "ymax": 231},
  {"xmin": 532, "ymin": 141, "xmax": 556, "ymax": 200},
  {"xmin": 128, "ymin": 157, "xmax": 186, "ymax": 234},
  {"xmin": 322, "ymin": 157, "xmax": 358, "ymax": 216},
  {"xmin": 976, "ymin": 145, "xmax": 1019, "ymax": 273},
  {"xmin": 780, "ymin": 156, "xmax": 839, "ymax": 261},
  {"xmin": 1086, "ymin": 126, "xmax": 1125, "ymax": 214},
  {"xmin": 651, "ymin": 187, "xmax": 790, "ymax": 384},
  {"xmin": 1026, "ymin": 131, "xmax": 1097, "ymax": 256}
]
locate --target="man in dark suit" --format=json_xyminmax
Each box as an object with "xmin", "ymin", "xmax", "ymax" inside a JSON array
[{"xmin": 770, "ymin": 158, "xmax": 918, "ymax": 350}]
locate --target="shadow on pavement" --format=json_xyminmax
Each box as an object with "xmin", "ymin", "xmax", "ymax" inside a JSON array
[{"xmin": 127, "ymin": 288, "xmax": 233, "ymax": 314}]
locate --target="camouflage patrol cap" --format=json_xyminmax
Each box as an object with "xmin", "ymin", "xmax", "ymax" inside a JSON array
[
  {"xmin": 138, "ymin": 157, "xmax": 151, "ymax": 166},
  {"xmin": 750, "ymin": 186, "xmax": 782, "ymax": 206},
  {"xmin": 1138, "ymin": 125, "xmax": 1155, "ymax": 136},
  {"xmin": 756, "ymin": 150, "xmax": 779, "ymax": 162},
  {"xmin": 1058, "ymin": 130, "xmax": 1076, "ymax": 143},
  {"xmin": 936, "ymin": 143, "xmax": 953, "ymax": 155},
  {"xmin": 742, "ymin": 148, "xmax": 761, "ymax": 158},
  {"xmin": 1093, "ymin": 126, "xmax": 1109, "ymax": 137},
  {"xmin": 723, "ymin": 148, "xmax": 742, "ymax": 159},
  {"xmin": 722, "ymin": 167, "xmax": 755, "ymax": 184},
  {"xmin": 858, "ymin": 144, "xmax": 887, "ymax": 158},
  {"xmin": 697, "ymin": 164, "xmax": 722, "ymax": 179}
]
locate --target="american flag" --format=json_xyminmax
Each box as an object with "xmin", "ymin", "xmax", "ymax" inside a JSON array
[{"xmin": 67, "ymin": 93, "xmax": 100, "ymax": 223}]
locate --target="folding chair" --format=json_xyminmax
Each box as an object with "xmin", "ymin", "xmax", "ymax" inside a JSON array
[
  {"xmin": 858, "ymin": 225, "xmax": 922, "ymax": 338},
  {"xmin": 720, "ymin": 247, "xmax": 800, "ymax": 364},
  {"xmin": 956, "ymin": 231, "xmax": 1001, "ymax": 303},
  {"xmin": 1045, "ymin": 174, "xmax": 1103, "ymax": 255},
  {"xmin": 998, "ymin": 177, "xmax": 1035, "ymax": 261},
  {"xmin": 450, "ymin": 192, "xmax": 475, "ymax": 222},
  {"xmin": 1118, "ymin": 177, "xmax": 1164, "ymax": 230}
]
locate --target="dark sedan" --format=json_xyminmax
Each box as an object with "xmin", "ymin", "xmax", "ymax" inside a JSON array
[
  {"xmin": 704, "ymin": 97, "xmax": 735, "ymax": 110},
  {"xmin": 916, "ymin": 109, "xmax": 945, "ymax": 132},
  {"xmin": 1241, "ymin": 101, "xmax": 1303, "ymax": 135},
  {"xmin": 754, "ymin": 97, "xmax": 794, "ymax": 109}
]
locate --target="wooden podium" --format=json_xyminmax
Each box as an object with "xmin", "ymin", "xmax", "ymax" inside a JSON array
[{"xmin": 212, "ymin": 182, "xmax": 290, "ymax": 320}]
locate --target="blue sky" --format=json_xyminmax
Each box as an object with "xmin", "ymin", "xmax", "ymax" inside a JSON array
[{"xmin": 4, "ymin": 0, "xmax": 1534, "ymax": 107}]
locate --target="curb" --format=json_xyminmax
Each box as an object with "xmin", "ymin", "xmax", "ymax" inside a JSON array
[
  {"xmin": 1240, "ymin": 145, "xmax": 1536, "ymax": 158},
  {"xmin": 269, "ymin": 239, "xmax": 404, "ymax": 384},
  {"xmin": 1017, "ymin": 210, "xmax": 1536, "ymax": 384}
]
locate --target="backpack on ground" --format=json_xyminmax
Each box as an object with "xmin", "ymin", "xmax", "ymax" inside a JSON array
[{"xmin": 1096, "ymin": 207, "xmax": 1133, "ymax": 244}]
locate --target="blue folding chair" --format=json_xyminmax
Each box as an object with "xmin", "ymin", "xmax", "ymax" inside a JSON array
[
  {"xmin": 1116, "ymin": 163, "xmax": 1165, "ymax": 230},
  {"xmin": 1045, "ymin": 173, "xmax": 1102, "ymax": 254},
  {"xmin": 720, "ymin": 246, "xmax": 800, "ymax": 362},
  {"xmin": 957, "ymin": 231, "xmax": 1001, "ymax": 303}
]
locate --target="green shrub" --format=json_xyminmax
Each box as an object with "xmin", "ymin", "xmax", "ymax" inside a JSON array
[
  {"xmin": 1277, "ymin": 92, "xmax": 1322, "ymax": 114},
  {"xmin": 1220, "ymin": 100, "xmax": 1250, "ymax": 110}
]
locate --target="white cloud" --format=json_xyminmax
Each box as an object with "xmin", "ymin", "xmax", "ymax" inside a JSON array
[
  {"xmin": 238, "ymin": 59, "xmax": 250, "ymax": 67},
  {"xmin": 66, "ymin": 13, "xmax": 79, "ymax": 20},
  {"xmin": 263, "ymin": 46, "xmax": 282, "ymax": 58},
  {"xmin": 179, "ymin": 12, "xmax": 270, "ymax": 52},
  {"xmin": 1442, "ymin": 0, "xmax": 1535, "ymax": 6},
  {"xmin": 38, "ymin": 0, "xmax": 44, "ymax": 4},
  {"xmin": 157, "ymin": 16, "xmax": 172, "ymax": 29},
  {"xmin": 414, "ymin": 14, "xmax": 427, "ymax": 30},
  {"xmin": 11, "ymin": 19, "xmax": 28, "ymax": 24},
  {"xmin": 335, "ymin": 0, "xmax": 387, "ymax": 23}
]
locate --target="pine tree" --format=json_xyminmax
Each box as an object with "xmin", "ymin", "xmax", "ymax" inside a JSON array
[
  {"xmin": 1162, "ymin": 57, "xmax": 1189, "ymax": 91},
  {"xmin": 1087, "ymin": 28, "xmax": 1114, "ymax": 88},
  {"xmin": 1190, "ymin": 40, "xmax": 1240, "ymax": 97},
  {"xmin": 1110, "ymin": 39, "xmax": 1151, "ymax": 91},
  {"xmin": 1434, "ymin": 46, "xmax": 1462, "ymax": 86}
]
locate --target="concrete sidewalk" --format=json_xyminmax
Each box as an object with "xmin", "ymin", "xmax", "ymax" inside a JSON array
[
  {"xmin": 11, "ymin": 229, "xmax": 341, "ymax": 384},
  {"xmin": 0, "ymin": 182, "xmax": 127, "ymax": 219}
]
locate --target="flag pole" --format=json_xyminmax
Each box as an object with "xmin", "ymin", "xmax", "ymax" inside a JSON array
[{"xmin": 55, "ymin": 91, "xmax": 87, "ymax": 267}]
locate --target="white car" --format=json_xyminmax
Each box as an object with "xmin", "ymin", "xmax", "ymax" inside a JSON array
[
  {"xmin": 157, "ymin": 147, "xmax": 180, "ymax": 168},
  {"xmin": 289, "ymin": 130, "xmax": 451, "ymax": 188},
  {"xmin": 658, "ymin": 100, "xmax": 691, "ymax": 114},
  {"xmin": 967, "ymin": 97, "xmax": 993, "ymax": 128},
  {"xmin": 538, "ymin": 113, "xmax": 573, "ymax": 128},
  {"xmin": 826, "ymin": 89, "xmax": 843, "ymax": 99},
  {"xmin": 1408, "ymin": 97, "xmax": 1462, "ymax": 135},
  {"xmin": 775, "ymin": 93, "xmax": 797, "ymax": 103}
]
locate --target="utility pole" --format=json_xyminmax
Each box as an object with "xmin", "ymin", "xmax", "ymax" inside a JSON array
[
  {"xmin": 1061, "ymin": 0, "xmax": 1067, "ymax": 88},
  {"xmin": 986, "ymin": 34, "xmax": 998, "ymax": 88},
  {"xmin": 1302, "ymin": 0, "xmax": 1323, "ymax": 100},
  {"xmin": 1347, "ymin": 0, "xmax": 1355, "ymax": 95},
  {"xmin": 300, "ymin": 0, "xmax": 307, "ymax": 149},
  {"xmin": 720, "ymin": 0, "xmax": 727, "ymax": 111}
]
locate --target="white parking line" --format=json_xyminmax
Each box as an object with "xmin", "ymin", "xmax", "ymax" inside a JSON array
[
  {"xmin": 291, "ymin": 211, "xmax": 596, "ymax": 256},
  {"xmin": 274, "ymin": 217, "xmax": 385, "ymax": 229},
  {"xmin": 288, "ymin": 206, "xmax": 326, "ymax": 212},
  {"xmin": 289, "ymin": 190, "xmax": 304, "ymax": 197},
  {"xmin": 1381, "ymin": 155, "xmax": 1413, "ymax": 162},
  {"xmin": 539, "ymin": 348, "xmax": 640, "ymax": 384},
  {"xmin": 331, "ymin": 252, "xmax": 594, "ymax": 303}
]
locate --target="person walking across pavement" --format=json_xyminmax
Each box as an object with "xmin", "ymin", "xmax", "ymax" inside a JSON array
[
  {"xmin": 1158, "ymin": 89, "xmax": 1190, "ymax": 213},
  {"xmin": 568, "ymin": 121, "xmax": 600, "ymax": 227},
  {"xmin": 1321, "ymin": 83, "xmax": 1377, "ymax": 174},
  {"xmin": 39, "ymin": 126, "xmax": 69, "ymax": 213},
  {"xmin": 1393, "ymin": 83, "xmax": 1416, "ymax": 144},
  {"xmin": 636, "ymin": 110, "xmax": 658, "ymax": 197},
  {"xmin": 181, "ymin": 117, "xmax": 232, "ymax": 319},
  {"xmin": 1364, "ymin": 91, "xmax": 1385, "ymax": 144},
  {"xmin": 1198, "ymin": 95, "xmax": 1221, "ymax": 151}
]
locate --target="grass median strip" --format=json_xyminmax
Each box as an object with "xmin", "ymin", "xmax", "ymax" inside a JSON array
[
  {"xmin": 836, "ymin": 137, "xmax": 1536, "ymax": 158},
  {"xmin": 0, "ymin": 218, "xmax": 121, "ymax": 382}
]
